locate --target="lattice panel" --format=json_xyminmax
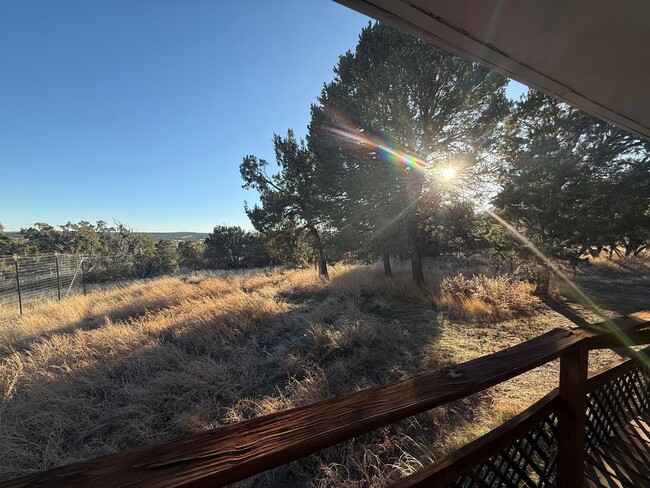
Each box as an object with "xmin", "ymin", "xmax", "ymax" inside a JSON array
[
  {"xmin": 448, "ymin": 365, "xmax": 650, "ymax": 487},
  {"xmin": 586, "ymin": 365, "xmax": 650, "ymax": 452},
  {"xmin": 452, "ymin": 413, "xmax": 558, "ymax": 488}
]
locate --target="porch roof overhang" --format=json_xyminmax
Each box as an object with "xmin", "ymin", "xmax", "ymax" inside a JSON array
[{"xmin": 335, "ymin": 0, "xmax": 650, "ymax": 140}]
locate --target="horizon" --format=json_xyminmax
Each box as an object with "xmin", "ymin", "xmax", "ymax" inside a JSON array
[{"xmin": 1, "ymin": 1, "xmax": 527, "ymax": 234}]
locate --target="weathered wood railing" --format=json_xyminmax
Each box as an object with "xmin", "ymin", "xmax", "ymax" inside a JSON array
[{"xmin": 4, "ymin": 310, "xmax": 649, "ymax": 488}]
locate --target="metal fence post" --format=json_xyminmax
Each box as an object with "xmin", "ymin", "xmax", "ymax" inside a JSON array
[
  {"xmin": 55, "ymin": 253, "xmax": 62, "ymax": 301},
  {"xmin": 81, "ymin": 258, "xmax": 87, "ymax": 295},
  {"xmin": 14, "ymin": 255, "xmax": 22, "ymax": 315}
]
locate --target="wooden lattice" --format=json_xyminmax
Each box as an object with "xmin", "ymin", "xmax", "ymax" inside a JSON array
[
  {"xmin": 586, "ymin": 365, "xmax": 650, "ymax": 452},
  {"xmin": 452, "ymin": 413, "xmax": 558, "ymax": 488},
  {"xmin": 448, "ymin": 363, "xmax": 650, "ymax": 488}
]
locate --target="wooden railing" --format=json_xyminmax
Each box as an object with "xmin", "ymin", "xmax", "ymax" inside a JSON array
[{"xmin": 3, "ymin": 310, "xmax": 649, "ymax": 488}]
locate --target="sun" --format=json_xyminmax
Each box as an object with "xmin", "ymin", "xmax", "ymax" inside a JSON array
[{"xmin": 440, "ymin": 166, "xmax": 457, "ymax": 181}]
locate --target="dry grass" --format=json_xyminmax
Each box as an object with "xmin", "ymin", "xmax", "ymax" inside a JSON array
[
  {"xmin": 436, "ymin": 274, "xmax": 538, "ymax": 320},
  {"xmin": 0, "ymin": 263, "xmax": 625, "ymax": 486}
]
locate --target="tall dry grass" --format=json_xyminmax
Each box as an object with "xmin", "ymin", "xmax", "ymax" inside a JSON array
[
  {"xmin": 0, "ymin": 264, "xmax": 586, "ymax": 486},
  {"xmin": 437, "ymin": 274, "xmax": 537, "ymax": 320}
]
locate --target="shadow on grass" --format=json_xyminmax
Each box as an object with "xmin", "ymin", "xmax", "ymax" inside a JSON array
[
  {"xmin": 0, "ymin": 297, "xmax": 181, "ymax": 359},
  {"xmin": 0, "ymin": 266, "xmax": 501, "ymax": 487},
  {"xmin": 541, "ymin": 295, "xmax": 591, "ymax": 328},
  {"xmin": 556, "ymin": 273, "xmax": 650, "ymax": 318}
]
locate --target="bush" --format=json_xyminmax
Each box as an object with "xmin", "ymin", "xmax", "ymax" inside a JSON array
[{"xmin": 437, "ymin": 274, "xmax": 537, "ymax": 320}]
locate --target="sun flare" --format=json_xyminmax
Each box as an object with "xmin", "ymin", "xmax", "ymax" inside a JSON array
[{"xmin": 440, "ymin": 166, "xmax": 457, "ymax": 181}]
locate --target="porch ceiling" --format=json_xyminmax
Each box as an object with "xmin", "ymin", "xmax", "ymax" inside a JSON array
[{"xmin": 335, "ymin": 0, "xmax": 650, "ymax": 140}]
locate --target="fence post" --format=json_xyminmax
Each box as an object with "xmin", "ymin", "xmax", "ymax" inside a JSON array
[
  {"xmin": 557, "ymin": 344, "xmax": 588, "ymax": 488},
  {"xmin": 81, "ymin": 258, "xmax": 87, "ymax": 295},
  {"xmin": 55, "ymin": 253, "xmax": 61, "ymax": 301},
  {"xmin": 14, "ymin": 255, "xmax": 22, "ymax": 315}
]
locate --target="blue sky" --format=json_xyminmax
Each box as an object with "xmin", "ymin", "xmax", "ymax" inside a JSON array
[{"xmin": 0, "ymin": 1, "xmax": 527, "ymax": 232}]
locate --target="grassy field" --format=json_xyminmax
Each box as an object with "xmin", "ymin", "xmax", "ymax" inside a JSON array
[{"xmin": 0, "ymin": 258, "xmax": 644, "ymax": 486}]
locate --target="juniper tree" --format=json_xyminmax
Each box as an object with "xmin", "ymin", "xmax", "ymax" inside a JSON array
[
  {"xmin": 240, "ymin": 130, "xmax": 330, "ymax": 277},
  {"xmin": 495, "ymin": 90, "xmax": 650, "ymax": 294},
  {"xmin": 310, "ymin": 22, "xmax": 509, "ymax": 285},
  {"xmin": 178, "ymin": 240, "xmax": 206, "ymax": 272},
  {"xmin": 205, "ymin": 225, "xmax": 247, "ymax": 269}
]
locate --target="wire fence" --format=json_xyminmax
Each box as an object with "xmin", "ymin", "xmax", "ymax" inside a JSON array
[
  {"xmin": 0, "ymin": 254, "xmax": 88, "ymax": 314},
  {"xmin": 0, "ymin": 252, "xmax": 267, "ymax": 315},
  {"xmin": 0, "ymin": 254, "xmax": 143, "ymax": 315}
]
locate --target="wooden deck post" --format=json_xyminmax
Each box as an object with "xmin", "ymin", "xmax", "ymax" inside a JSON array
[{"xmin": 557, "ymin": 344, "xmax": 588, "ymax": 488}]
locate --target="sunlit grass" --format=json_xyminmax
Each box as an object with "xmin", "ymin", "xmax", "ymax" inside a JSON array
[{"xmin": 0, "ymin": 264, "xmax": 623, "ymax": 485}]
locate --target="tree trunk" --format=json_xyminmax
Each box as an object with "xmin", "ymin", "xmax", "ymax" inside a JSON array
[
  {"xmin": 406, "ymin": 174, "xmax": 425, "ymax": 287},
  {"xmin": 383, "ymin": 249, "xmax": 392, "ymax": 278},
  {"xmin": 533, "ymin": 262, "xmax": 550, "ymax": 296},
  {"xmin": 316, "ymin": 246, "xmax": 328, "ymax": 278},
  {"xmin": 410, "ymin": 241, "xmax": 425, "ymax": 287},
  {"xmin": 309, "ymin": 227, "xmax": 328, "ymax": 279},
  {"xmin": 624, "ymin": 243, "xmax": 633, "ymax": 257}
]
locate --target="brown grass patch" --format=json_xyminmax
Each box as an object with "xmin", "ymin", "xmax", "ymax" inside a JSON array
[
  {"xmin": 436, "ymin": 274, "xmax": 539, "ymax": 320},
  {"xmin": 0, "ymin": 264, "xmax": 622, "ymax": 486}
]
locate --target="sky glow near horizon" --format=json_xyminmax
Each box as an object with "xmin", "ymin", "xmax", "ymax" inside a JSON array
[{"xmin": 0, "ymin": 1, "xmax": 528, "ymax": 233}]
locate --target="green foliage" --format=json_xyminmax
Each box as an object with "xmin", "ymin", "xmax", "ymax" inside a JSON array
[
  {"xmin": 204, "ymin": 225, "xmax": 270, "ymax": 269},
  {"xmin": 309, "ymin": 22, "xmax": 510, "ymax": 284},
  {"xmin": 178, "ymin": 241, "xmax": 206, "ymax": 271},
  {"xmin": 0, "ymin": 230, "xmax": 36, "ymax": 256},
  {"xmin": 7, "ymin": 220, "xmax": 185, "ymax": 281},
  {"xmin": 20, "ymin": 223, "xmax": 65, "ymax": 253},
  {"xmin": 60, "ymin": 222, "xmax": 101, "ymax": 255},
  {"xmin": 261, "ymin": 220, "xmax": 313, "ymax": 267},
  {"xmin": 495, "ymin": 90, "xmax": 650, "ymax": 262},
  {"xmin": 494, "ymin": 90, "xmax": 650, "ymax": 294},
  {"xmin": 131, "ymin": 234, "xmax": 156, "ymax": 277},
  {"xmin": 240, "ymin": 130, "xmax": 329, "ymax": 277},
  {"xmin": 424, "ymin": 201, "xmax": 489, "ymax": 257},
  {"xmin": 152, "ymin": 240, "xmax": 180, "ymax": 275}
]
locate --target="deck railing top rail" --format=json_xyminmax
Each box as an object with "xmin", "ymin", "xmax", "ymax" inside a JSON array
[{"xmin": 4, "ymin": 310, "xmax": 649, "ymax": 488}]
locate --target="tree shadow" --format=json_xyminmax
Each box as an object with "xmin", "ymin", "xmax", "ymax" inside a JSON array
[
  {"xmin": 0, "ymin": 299, "xmax": 177, "ymax": 359},
  {"xmin": 0, "ymin": 269, "xmax": 450, "ymax": 482},
  {"xmin": 541, "ymin": 295, "xmax": 591, "ymax": 328}
]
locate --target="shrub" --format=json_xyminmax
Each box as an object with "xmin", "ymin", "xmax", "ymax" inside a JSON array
[{"xmin": 437, "ymin": 274, "xmax": 538, "ymax": 320}]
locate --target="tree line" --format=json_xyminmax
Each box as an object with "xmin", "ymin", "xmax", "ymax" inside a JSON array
[
  {"xmin": 0, "ymin": 222, "xmax": 275, "ymax": 281},
  {"xmin": 239, "ymin": 22, "xmax": 649, "ymax": 293},
  {"xmin": 2, "ymin": 23, "xmax": 647, "ymax": 293}
]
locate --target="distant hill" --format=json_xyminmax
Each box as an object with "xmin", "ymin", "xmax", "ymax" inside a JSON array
[
  {"xmin": 3, "ymin": 231, "xmax": 209, "ymax": 241},
  {"xmin": 138, "ymin": 232, "xmax": 209, "ymax": 241}
]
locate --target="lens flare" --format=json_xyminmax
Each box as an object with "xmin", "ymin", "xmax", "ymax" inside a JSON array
[
  {"xmin": 322, "ymin": 107, "xmax": 429, "ymax": 174},
  {"xmin": 322, "ymin": 109, "xmax": 647, "ymax": 360},
  {"xmin": 486, "ymin": 209, "xmax": 648, "ymax": 365},
  {"xmin": 441, "ymin": 166, "xmax": 457, "ymax": 181}
]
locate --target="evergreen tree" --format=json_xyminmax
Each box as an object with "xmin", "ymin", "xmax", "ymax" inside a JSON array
[
  {"xmin": 495, "ymin": 90, "xmax": 650, "ymax": 294},
  {"xmin": 310, "ymin": 22, "xmax": 509, "ymax": 285},
  {"xmin": 240, "ymin": 130, "xmax": 330, "ymax": 278},
  {"xmin": 178, "ymin": 241, "xmax": 206, "ymax": 272},
  {"xmin": 153, "ymin": 240, "xmax": 179, "ymax": 275},
  {"xmin": 261, "ymin": 220, "xmax": 314, "ymax": 267}
]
